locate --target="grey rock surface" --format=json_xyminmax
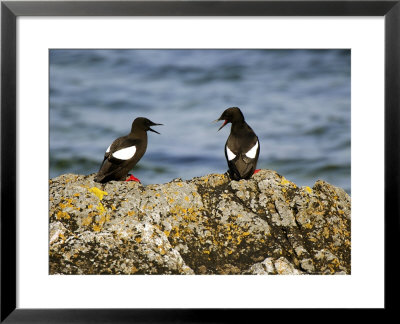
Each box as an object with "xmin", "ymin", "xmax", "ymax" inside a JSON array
[{"xmin": 49, "ymin": 170, "xmax": 351, "ymax": 275}]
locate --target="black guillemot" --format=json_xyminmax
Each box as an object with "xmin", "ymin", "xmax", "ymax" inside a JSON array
[
  {"xmin": 216, "ymin": 107, "xmax": 260, "ymax": 180},
  {"xmin": 94, "ymin": 117, "xmax": 162, "ymax": 183}
]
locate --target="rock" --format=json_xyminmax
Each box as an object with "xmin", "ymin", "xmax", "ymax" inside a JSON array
[{"xmin": 49, "ymin": 170, "xmax": 351, "ymax": 275}]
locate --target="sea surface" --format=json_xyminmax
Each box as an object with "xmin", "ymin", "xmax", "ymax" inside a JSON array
[{"xmin": 50, "ymin": 49, "xmax": 351, "ymax": 194}]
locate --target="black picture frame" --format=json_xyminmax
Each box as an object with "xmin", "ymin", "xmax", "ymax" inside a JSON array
[{"xmin": 1, "ymin": 0, "xmax": 398, "ymax": 322}]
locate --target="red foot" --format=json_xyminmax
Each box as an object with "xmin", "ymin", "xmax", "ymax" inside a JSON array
[
  {"xmin": 125, "ymin": 174, "xmax": 141, "ymax": 183},
  {"xmin": 253, "ymin": 169, "xmax": 261, "ymax": 174}
]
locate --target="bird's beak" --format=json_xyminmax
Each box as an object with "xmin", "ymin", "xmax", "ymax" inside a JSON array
[
  {"xmin": 149, "ymin": 123, "xmax": 163, "ymax": 134},
  {"xmin": 213, "ymin": 116, "xmax": 228, "ymax": 131},
  {"xmin": 217, "ymin": 120, "xmax": 228, "ymax": 131},
  {"xmin": 149, "ymin": 128, "xmax": 160, "ymax": 134}
]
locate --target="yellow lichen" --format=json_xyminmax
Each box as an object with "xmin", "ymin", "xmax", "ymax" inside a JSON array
[
  {"xmin": 96, "ymin": 202, "xmax": 106, "ymax": 215},
  {"xmin": 89, "ymin": 187, "xmax": 108, "ymax": 200},
  {"xmin": 92, "ymin": 224, "xmax": 101, "ymax": 232},
  {"xmin": 305, "ymin": 186, "xmax": 313, "ymax": 194},
  {"xmin": 281, "ymin": 177, "xmax": 290, "ymax": 185},
  {"xmin": 304, "ymin": 223, "xmax": 313, "ymax": 229},
  {"xmin": 56, "ymin": 211, "xmax": 70, "ymax": 220},
  {"xmin": 82, "ymin": 216, "xmax": 93, "ymax": 226},
  {"xmin": 159, "ymin": 246, "xmax": 166, "ymax": 255}
]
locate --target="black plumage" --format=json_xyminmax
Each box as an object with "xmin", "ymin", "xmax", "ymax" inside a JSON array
[
  {"xmin": 216, "ymin": 107, "xmax": 260, "ymax": 180},
  {"xmin": 94, "ymin": 117, "xmax": 162, "ymax": 183}
]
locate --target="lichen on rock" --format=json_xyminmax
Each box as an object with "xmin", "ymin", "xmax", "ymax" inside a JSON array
[{"xmin": 49, "ymin": 170, "xmax": 351, "ymax": 275}]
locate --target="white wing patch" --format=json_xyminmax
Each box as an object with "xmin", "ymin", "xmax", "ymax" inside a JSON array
[
  {"xmin": 245, "ymin": 141, "xmax": 259, "ymax": 159},
  {"xmin": 226, "ymin": 146, "xmax": 236, "ymax": 161},
  {"xmin": 112, "ymin": 146, "xmax": 136, "ymax": 160},
  {"xmin": 106, "ymin": 144, "xmax": 111, "ymax": 153}
]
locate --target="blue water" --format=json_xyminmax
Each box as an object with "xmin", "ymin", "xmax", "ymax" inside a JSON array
[{"xmin": 50, "ymin": 49, "xmax": 351, "ymax": 193}]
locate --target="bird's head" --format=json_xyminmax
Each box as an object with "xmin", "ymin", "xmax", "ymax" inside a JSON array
[
  {"xmin": 132, "ymin": 117, "xmax": 163, "ymax": 134},
  {"xmin": 215, "ymin": 107, "xmax": 245, "ymax": 131}
]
